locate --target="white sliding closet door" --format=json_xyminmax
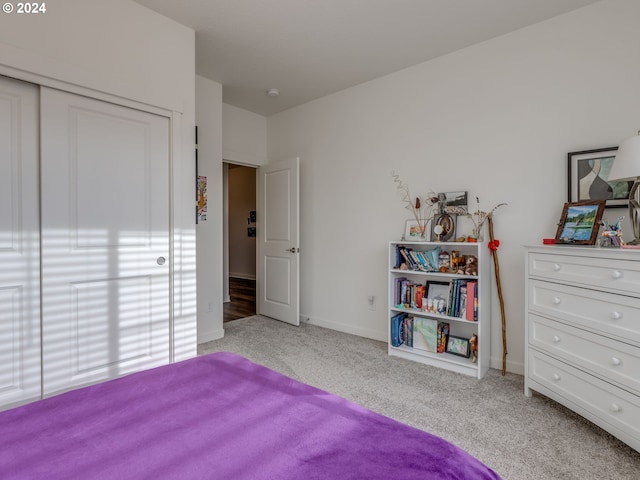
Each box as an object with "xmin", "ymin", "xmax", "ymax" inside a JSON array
[
  {"xmin": 0, "ymin": 76, "xmax": 41, "ymax": 409},
  {"xmin": 41, "ymin": 87, "xmax": 171, "ymax": 396}
]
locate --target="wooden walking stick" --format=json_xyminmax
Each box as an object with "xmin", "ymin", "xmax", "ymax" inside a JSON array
[{"xmin": 487, "ymin": 214, "xmax": 507, "ymax": 376}]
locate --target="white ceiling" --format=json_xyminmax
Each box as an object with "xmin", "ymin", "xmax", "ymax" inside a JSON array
[{"xmin": 134, "ymin": 0, "xmax": 600, "ymax": 116}]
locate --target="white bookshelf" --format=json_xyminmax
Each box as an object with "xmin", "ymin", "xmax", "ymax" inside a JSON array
[{"xmin": 388, "ymin": 241, "xmax": 491, "ymax": 379}]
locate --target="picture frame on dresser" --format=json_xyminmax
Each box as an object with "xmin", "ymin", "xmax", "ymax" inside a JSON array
[
  {"xmin": 568, "ymin": 147, "xmax": 634, "ymax": 208},
  {"xmin": 555, "ymin": 200, "xmax": 605, "ymax": 245}
]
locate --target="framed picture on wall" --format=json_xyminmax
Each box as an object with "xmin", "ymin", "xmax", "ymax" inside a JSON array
[{"xmin": 568, "ymin": 147, "xmax": 634, "ymax": 208}]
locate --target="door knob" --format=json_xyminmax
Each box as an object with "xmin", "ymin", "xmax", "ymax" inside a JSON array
[
  {"xmin": 157, "ymin": 256, "xmax": 166, "ymax": 265},
  {"xmin": 286, "ymin": 247, "xmax": 299, "ymax": 253}
]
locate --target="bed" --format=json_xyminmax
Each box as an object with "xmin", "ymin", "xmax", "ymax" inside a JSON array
[{"xmin": 0, "ymin": 352, "xmax": 500, "ymax": 479}]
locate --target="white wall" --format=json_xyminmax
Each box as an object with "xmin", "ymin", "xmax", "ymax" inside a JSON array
[
  {"xmin": 0, "ymin": 0, "xmax": 197, "ymax": 360},
  {"xmin": 196, "ymin": 75, "xmax": 224, "ymax": 343},
  {"xmin": 223, "ymin": 103, "xmax": 268, "ymax": 165},
  {"xmin": 196, "ymin": 94, "xmax": 266, "ymax": 340},
  {"xmin": 267, "ymin": 0, "xmax": 640, "ymax": 374}
]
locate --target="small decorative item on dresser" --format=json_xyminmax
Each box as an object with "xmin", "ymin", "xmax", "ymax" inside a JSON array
[
  {"xmin": 598, "ymin": 216, "xmax": 624, "ymax": 247},
  {"xmin": 555, "ymin": 200, "xmax": 605, "ymax": 245}
]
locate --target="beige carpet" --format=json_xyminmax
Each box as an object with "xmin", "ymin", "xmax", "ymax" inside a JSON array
[{"xmin": 199, "ymin": 315, "xmax": 640, "ymax": 480}]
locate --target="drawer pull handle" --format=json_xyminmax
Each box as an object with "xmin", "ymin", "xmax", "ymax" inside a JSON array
[
  {"xmin": 611, "ymin": 357, "xmax": 622, "ymax": 366},
  {"xmin": 552, "ymin": 373, "xmax": 561, "ymax": 381},
  {"xmin": 553, "ymin": 264, "xmax": 561, "ymax": 272},
  {"xmin": 552, "ymin": 335, "xmax": 561, "ymax": 343},
  {"xmin": 610, "ymin": 403, "xmax": 621, "ymax": 413},
  {"xmin": 611, "ymin": 270, "xmax": 623, "ymax": 279},
  {"xmin": 553, "ymin": 297, "xmax": 561, "ymax": 305},
  {"xmin": 612, "ymin": 311, "xmax": 623, "ymax": 320}
]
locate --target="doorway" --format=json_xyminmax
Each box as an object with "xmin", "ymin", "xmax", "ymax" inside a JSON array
[{"xmin": 224, "ymin": 162, "xmax": 257, "ymax": 322}]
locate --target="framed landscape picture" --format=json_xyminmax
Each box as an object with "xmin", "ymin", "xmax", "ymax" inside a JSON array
[
  {"xmin": 446, "ymin": 335, "xmax": 471, "ymax": 358},
  {"xmin": 568, "ymin": 147, "xmax": 634, "ymax": 208},
  {"xmin": 555, "ymin": 200, "xmax": 605, "ymax": 245},
  {"xmin": 404, "ymin": 219, "xmax": 429, "ymax": 241}
]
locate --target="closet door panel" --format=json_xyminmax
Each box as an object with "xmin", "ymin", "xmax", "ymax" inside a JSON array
[
  {"xmin": 0, "ymin": 76, "xmax": 41, "ymax": 410},
  {"xmin": 40, "ymin": 88, "xmax": 171, "ymax": 396}
]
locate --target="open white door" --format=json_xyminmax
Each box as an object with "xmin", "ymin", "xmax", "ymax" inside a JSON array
[{"xmin": 257, "ymin": 157, "xmax": 300, "ymax": 326}]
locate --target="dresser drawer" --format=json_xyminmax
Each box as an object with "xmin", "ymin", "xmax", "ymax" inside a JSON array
[
  {"xmin": 529, "ymin": 314, "xmax": 640, "ymax": 395},
  {"xmin": 528, "ymin": 280, "xmax": 640, "ymax": 345},
  {"xmin": 528, "ymin": 252, "xmax": 640, "ymax": 297},
  {"xmin": 528, "ymin": 350, "xmax": 640, "ymax": 441}
]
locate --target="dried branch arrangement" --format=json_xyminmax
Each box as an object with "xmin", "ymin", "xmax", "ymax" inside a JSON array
[
  {"xmin": 392, "ymin": 171, "xmax": 438, "ymax": 238},
  {"xmin": 467, "ymin": 197, "xmax": 507, "ymax": 238}
]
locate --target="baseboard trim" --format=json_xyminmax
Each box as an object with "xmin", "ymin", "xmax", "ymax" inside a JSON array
[
  {"xmin": 301, "ymin": 315, "xmax": 387, "ymax": 343},
  {"xmin": 198, "ymin": 327, "xmax": 225, "ymax": 344}
]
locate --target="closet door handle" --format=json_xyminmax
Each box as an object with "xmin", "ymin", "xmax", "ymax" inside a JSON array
[
  {"xmin": 157, "ymin": 256, "xmax": 166, "ymax": 265},
  {"xmin": 611, "ymin": 270, "xmax": 623, "ymax": 279}
]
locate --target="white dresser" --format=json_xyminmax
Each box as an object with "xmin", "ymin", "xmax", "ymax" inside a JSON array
[{"xmin": 525, "ymin": 245, "xmax": 640, "ymax": 452}]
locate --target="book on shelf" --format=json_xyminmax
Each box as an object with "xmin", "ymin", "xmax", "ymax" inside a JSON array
[
  {"xmin": 442, "ymin": 278, "xmax": 477, "ymax": 320},
  {"xmin": 395, "ymin": 278, "xmax": 429, "ymax": 310},
  {"xmin": 412, "ymin": 317, "xmax": 438, "ymax": 352},
  {"xmin": 390, "ymin": 312, "xmax": 408, "ymax": 347},
  {"xmin": 465, "ymin": 281, "xmax": 477, "ymax": 321},
  {"xmin": 403, "ymin": 316, "xmax": 414, "ymax": 347},
  {"xmin": 394, "ymin": 277, "xmax": 407, "ymax": 306},
  {"xmin": 437, "ymin": 322, "xmax": 450, "ymax": 353},
  {"xmin": 400, "ymin": 279, "xmax": 410, "ymax": 307},
  {"xmin": 458, "ymin": 284, "xmax": 467, "ymax": 319},
  {"xmin": 415, "ymin": 285, "xmax": 425, "ymax": 311},
  {"xmin": 395, "ymin": 244, "xmax": 441, "ymax": 272}
]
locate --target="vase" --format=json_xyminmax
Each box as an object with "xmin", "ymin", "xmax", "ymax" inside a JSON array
[{"xmin": 469, "ymin": 228, "xmax": 482, "ymax": 242}]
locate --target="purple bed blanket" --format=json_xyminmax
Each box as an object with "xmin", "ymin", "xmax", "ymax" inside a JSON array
[{"xmin": 0, "ymin": 352, "xmax": 500, "ymax": 479}]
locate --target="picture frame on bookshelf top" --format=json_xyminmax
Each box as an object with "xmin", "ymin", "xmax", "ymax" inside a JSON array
[
  {"xmin": 431, "ymin": 213, "xmax": 456, "ymax": 242},
  {"xmin": 404, "ymin": 219, "xmax": 430, "ymax": 242}
]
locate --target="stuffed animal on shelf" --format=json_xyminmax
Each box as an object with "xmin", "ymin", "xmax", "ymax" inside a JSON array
[
  {"xmin": 469, "ymin": 334, "xmax": 478, "ymax": 363},
  {"xmin": 463, "ymin": 255, "xmax": 478, "ymax": 276}
]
